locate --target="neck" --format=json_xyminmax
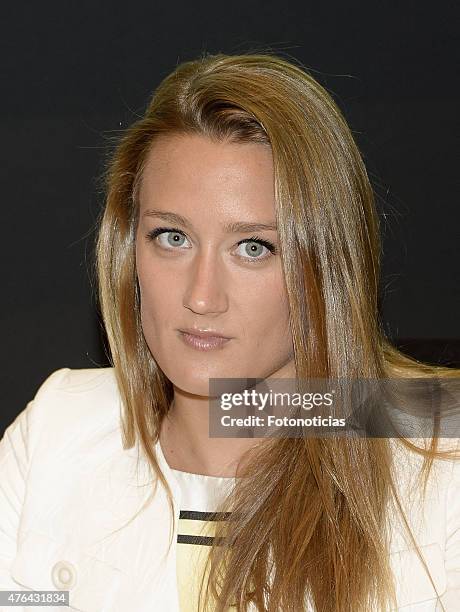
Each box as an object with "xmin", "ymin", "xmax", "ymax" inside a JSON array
[{"xmin": 159, "ymin": 387, "xmax": 264, "ymax": 478}]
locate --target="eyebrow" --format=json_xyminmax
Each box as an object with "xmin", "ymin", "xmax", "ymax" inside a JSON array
[{"xmin": 142, "ymin": 209, "xmax": 278, "ymax": 233}]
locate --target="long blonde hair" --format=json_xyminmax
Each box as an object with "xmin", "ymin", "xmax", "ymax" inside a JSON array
[{"xmin": 95, "ymin": 52, "xmax": 459, "ymax": 611}]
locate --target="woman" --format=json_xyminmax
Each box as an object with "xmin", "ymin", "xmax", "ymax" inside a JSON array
[{"xmin": 1, "ymin": 52, "xmax": 459, "ymax": 611}]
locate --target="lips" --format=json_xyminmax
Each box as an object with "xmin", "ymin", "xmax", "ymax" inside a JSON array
[
  {"xmin": 178, "ymin": 329, "xmax": 232, "ymax": 351},
  {"xmin": 178, "ymin": 328, "xmax": 232, "ymax": 340}
]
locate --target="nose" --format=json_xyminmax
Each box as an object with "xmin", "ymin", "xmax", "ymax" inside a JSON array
[{"xmin": 183, "ymin": 247, "xmax": 229, "ymax": 315}]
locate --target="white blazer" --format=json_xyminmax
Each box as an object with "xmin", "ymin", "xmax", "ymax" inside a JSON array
[{"xmin": 0, "ymin": 367, "xmax": 459, "ymax": 611}]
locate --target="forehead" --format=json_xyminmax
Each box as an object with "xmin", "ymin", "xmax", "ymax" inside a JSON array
[{"xmin": 138, "ymin": 133, "xmax": 275, "ymax": 221}]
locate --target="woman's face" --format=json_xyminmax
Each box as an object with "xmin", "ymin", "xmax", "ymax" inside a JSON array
[{"xmin": 135, "ymin": 133, "xmax": 295, "ymax": 397}]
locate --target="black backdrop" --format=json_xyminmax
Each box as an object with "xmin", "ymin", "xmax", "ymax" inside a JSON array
[{"xmin": 1, "ymin": 2, "xmax": 459, "ymax": 435}]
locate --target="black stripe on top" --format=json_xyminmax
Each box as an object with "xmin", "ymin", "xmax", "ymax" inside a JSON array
[
  {"xmin": 179, "ymin": 510, "xmax": 232, "ymax": 521},
  {"xmin": 177, "ymin": 510, "xmax": 232, "ymax": 546},
  {"xmin": 177, "ymin": 534, "xmax": 226, "ymax": 546}
]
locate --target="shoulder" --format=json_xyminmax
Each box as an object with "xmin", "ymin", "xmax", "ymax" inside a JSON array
[
  {"xmin": 32, "ymin": 365, "xmax": 117, "ymax": 402},
  {"xmin": 386, "ymin": 439, "xmax": 460, "ymax": 606},
  {"xmin": 30, "ymin": 365, "xmax": 118, "ymax": 415},
  {"xmin": 5, "ymin": 367, "xmax": 122, "ymax": 461},
  {"xmin": 388, "ymin": 437, "xmax": 460, "ymax": 548},
  {"xmin": 390, "ymin": 436, "xmax": 459, "ymax": 500},
  {"xmin": 33, "ymin": 366, "xmax": 117, "ymax": 396}
]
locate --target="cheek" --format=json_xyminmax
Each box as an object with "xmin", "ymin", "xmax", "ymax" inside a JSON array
[
  {"xmin": 138, "ymin": 276, "xmax": 175, "ymax": 326},
  {"xmin": 254, "ymin": 269, "xmax": 289, "ymax": 313},
  {"xmin": 241, "ymin": 278, "xmax": 291, "ymax": 339},
  {"xmin": 136, "ymin": 255, "xmax": 172, "ymax": 325}
]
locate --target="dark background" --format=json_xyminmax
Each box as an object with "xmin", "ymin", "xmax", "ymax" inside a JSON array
[{"xmin": 1, "ymin": 2, "xmax": 458, "ymax": 435}]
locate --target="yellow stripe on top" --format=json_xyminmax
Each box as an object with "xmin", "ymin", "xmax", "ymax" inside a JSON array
[
  {"xmin": 171, "ymin": 469, "xmax": 236, "ymax": 612},
  {"xmin": 177, "ymin": 513, "xmax": 230, "ymax": 611}
]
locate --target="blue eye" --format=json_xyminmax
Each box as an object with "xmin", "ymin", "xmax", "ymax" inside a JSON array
[
  {"xmin": 145, "ymin": 227, "xmax": 277, "ymax": 263},
  {"xmin": 148, "ymin": 228, "xmax": 189, "ymax": 248},
  {"xmin": 235, "ymin": 236, "xmax": 277, "ymax": 262}
]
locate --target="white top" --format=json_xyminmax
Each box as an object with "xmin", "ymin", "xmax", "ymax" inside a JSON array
[
  {"xmin": 171, "ymin": 468, "xmax": 236, "ymax": 612},
  {"xmin": 171, "ymin": 468, "xmax": 236, "ymax": 512},
  {"xmin": 1, "ymin": 366, "xmax": 458, "ymax": 611}
]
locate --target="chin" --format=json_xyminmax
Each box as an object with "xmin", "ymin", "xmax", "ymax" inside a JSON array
[{"xmin": 174, "ymin": 379, "xmax": 212, "ymax": 398}]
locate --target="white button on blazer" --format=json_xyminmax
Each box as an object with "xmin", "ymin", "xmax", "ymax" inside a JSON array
[
  {"xmin": 51, "ymin": 560, "xmax": 77, "ymax": 590},
  {"xmin": 0, "ymin": 368, "xmax": 459, "ymax": 611}
]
